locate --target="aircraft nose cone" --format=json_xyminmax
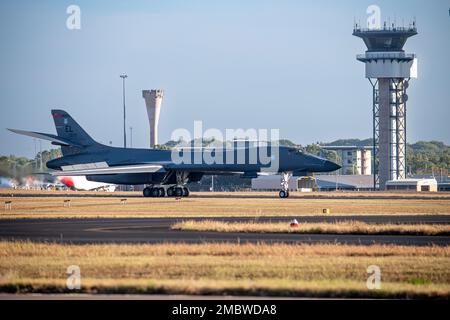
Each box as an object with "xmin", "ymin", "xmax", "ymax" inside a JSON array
[{"xmin": 323, "ymin": 160, "xmax": 341, "ymax": 172}]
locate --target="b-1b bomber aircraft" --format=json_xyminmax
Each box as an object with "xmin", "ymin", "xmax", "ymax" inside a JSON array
[{"xmin": 9, "ymin": 110, "xmax": 340, "ymax": 198}]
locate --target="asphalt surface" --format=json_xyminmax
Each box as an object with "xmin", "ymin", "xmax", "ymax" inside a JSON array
[
  {"xmin": 2, "ymin": 192, "xmax": 450, "ymax": 200},
  {"xmin": 0, "ymin": 216, "xmax": 449, "ymax": 246}
]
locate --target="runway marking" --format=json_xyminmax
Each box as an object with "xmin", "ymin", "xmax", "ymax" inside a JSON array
[{"xmin": 85, "ymin": 225, "xmax": 165, "ymax": 234}]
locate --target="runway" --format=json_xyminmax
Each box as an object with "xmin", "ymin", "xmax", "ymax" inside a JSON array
[
  {"xmin": 2, "ymin": 191, "xmax": 449, "ymax": 201},
  {"xmin": 0, "ymin": 215, "xmax": 449, "ymax": 246}
]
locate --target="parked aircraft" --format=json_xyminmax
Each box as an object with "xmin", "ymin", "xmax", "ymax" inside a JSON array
[{"xmin": 57, "ymin": 175, "xmax": 116, "ymax": 192}]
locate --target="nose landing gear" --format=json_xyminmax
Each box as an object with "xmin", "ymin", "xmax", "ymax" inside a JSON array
[
  {"xmin": 279, "ymin": 190, "xmax": 289, "ymax": 198},
  {"xmin": 279, "ymin": 172, "xmax": 292, "ymax": 198}
]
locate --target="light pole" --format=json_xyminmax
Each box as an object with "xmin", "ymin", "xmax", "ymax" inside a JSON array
[
  {"xmin": 120, "ymin": 74, "xmax": 128, "ymax": 148},
  {"xmin": 39, "ymin": 140, "xmax": 43, "ymax": 171},
  {"xmin": 33, "ymin": 138, "xmax": 37, "ymax": 171},
  {"xmin": 335, "ymin": 170, "xmax": 338, "ymax": 191},
  {"xmin": 129, "ymin": 126, "xmax": 133, "ymax": 148}
]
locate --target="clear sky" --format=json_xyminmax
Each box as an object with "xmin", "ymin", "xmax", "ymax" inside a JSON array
[{"xmin": 1, "ymin": 0, "xmax": 449, "ymax": 158}]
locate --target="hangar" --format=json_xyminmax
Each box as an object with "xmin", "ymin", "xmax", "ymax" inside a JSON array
[
  {"xmin": 385, "ymin": 178, "xmax": 438, "ymax": 192},
  {"xmin": 251, "ymin": 175, "xmax": 373, "ymax": 192}
]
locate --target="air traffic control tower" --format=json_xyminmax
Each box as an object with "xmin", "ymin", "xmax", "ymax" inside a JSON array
[
  {"xmin": 142, "ymin": 89, "xmax": 164, "ymax": 148},
  {"xmin": 353, "ymin": 22, "xmax": 417, "ymax": 190}
]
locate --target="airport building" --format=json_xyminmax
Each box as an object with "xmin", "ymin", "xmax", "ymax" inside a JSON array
[
  {"xmin": 322, "ymin": 146, "xmax": 372, "ymax": 175},
  {"xmin": 251, "ymin": 175, "xmax": 303, "ymax": 192},
  {"xmin": 313, "ymin": 175, "xmax": 373, "ymax": 191},
  {"xmin": 411, "ymin": 174, "xmax": 450, "ymax": 192},
  {"xmin": 251, "ymin": 174, "xmax": 373, "ymax": 192},
  {"xmin": 438, "ymin": 183, "xmax": 450, "ymax": 192},
  {"xmin": 385, "ymin": 178, "xmax": 437, "ymax": 192}
]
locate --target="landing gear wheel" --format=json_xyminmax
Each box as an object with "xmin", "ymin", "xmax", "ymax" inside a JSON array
[
  {"xmin": 279, "ymin": 190, "xmax": 289, "ymax": 198},
  {"xmin": 174, "ymin": 187, "xmax": 184, "ymax": 197},
  {"xmin": 143, "ymin": 187, "xmax": 152, "ymax": 197},
  {"xmin": 167, "ymin": 187, "xmax": 174, "ymax": 197},
  {"xmin": 182, "ymin": 187, "xmax": 190, "ymax": 197},
  {"xmin": 279, "ymin": 172, "xmax": 292, "ymax": 199},
  {"xmin": 151, "ymin": 188, "xmax": 160, "ymax": 197}
]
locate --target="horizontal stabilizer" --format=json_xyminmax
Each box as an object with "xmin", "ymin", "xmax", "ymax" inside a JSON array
[
  {"xmin": 50, "ymin": 164, "xmax": 165, "ymax": 176},
  {"xmin": 8, "ymin": 129, "xmax": 82, "ymax": 148}
]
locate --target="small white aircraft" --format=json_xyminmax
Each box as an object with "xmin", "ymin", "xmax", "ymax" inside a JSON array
[{"xmin": 57, "ymin": 176, "xmax": 116, "ymax": 192}]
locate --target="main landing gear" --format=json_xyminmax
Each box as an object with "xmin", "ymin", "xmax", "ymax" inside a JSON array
[
  {"xmin": 166, "ymin": 186, "xmax": 189, "ymax": 197},
  {"xmin": 143, "ymin": 186, "xmax": 165, "ymax": 197},
  {"xmin": 143, "ymin": 171, "xmax": 191, "ymax": 198},
  {"xmin": 143, "ymin": 186, "xmax": 190, "ymax": 198},
  {"xmin": 279, "ymin": 172, "xmax": 292, "ymax": 198}
]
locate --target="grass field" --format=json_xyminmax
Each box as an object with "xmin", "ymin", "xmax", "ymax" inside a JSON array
[
  {"xmin": 172, "ymin": 220, "xmax": 450, "ymax": 236},
  {"xmin": 1, "ymin": 190, "xmax": 449, "ymax": 219},
  {"xmin": 1, "ymin": 190, "xmax": 448, "ymax": 298},
  {"xmin": 0, "ymin": 241, "xmax": 449, "ymax": 298}
]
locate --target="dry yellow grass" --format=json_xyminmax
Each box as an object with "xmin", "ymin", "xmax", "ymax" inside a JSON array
[
  {"xmin": 0, "ymin": 190, "xmax": 449, "ymax": 219},
  {"xmin": 0, "ymin": 241, "xmax": 449, "ymax": 298},
  {"xmin": 172, "ymin": 220, "xmax": 450, "ymax": 236}
]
